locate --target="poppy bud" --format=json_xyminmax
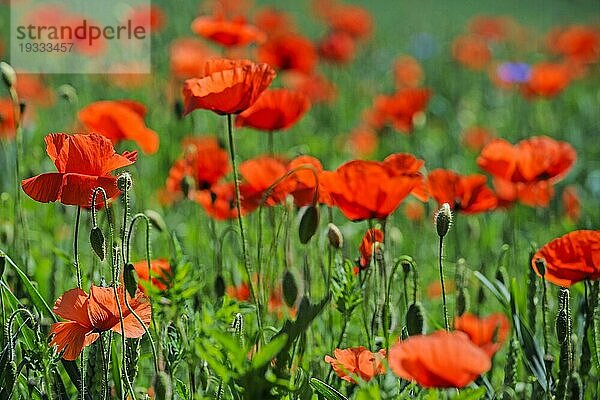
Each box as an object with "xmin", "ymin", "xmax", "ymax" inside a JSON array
[
  {"xmin": 535, "ymin": 258, "xmax": 546, "ymax": 276},
  {"xmin": 0, "ymin": 252, "xmax": 6, "ymax": 279},
  {"xmin": 117, "ymin": 172, "xmax": 133, "ymax": 191},
  {"xmin": 298, "ymin": 205, "xmax": 319, "ymax": 244},
  {"xmin": 19, "ymin": 101, "xmax": 26, "ymax": 117},
  {"xmin": 401, "ymin": 260, "xmax": 412, "ymax": 276},
  {"xmin": 90, "ymin": 226, "xmax": 106, "ymax": 261},
  {"xmin": 556, "ymin": 310, "xmax": 569, "ymax": 344},
  {"xmin": 214, "ymin": 274, "xmax": 225, "ymax": 298},
  {"xmin": 181, "ymin": 175, "xmax": 195, "ymax": 198},
  {"xmin": 434, "ymin": 203, "xmax": 452, "ymax": 238},
  {"xmin": 327, "ymin": 223, "xmax": 343, "ymax": 249},
  {"xmin": 569, "ymin": 372, "xmax": 582, "ymax": 400},
  {"xmin": 282, "ymin": 270, "xmax": 298, "ymax": 308},
  {"xmin": 174, "ymin": 100, "xmax": 184, "ymax": 119},
  {"xmin": 406, "ymin": 302, "xmax": 425, "ymax": 336},
  {"xmin": 123, "ymin": 263, "xmax": 138, "ymax": 298},
  {"xmin": 456, "ymin": 287, "xmax": 469, "ymax": 317},
  {"xmin": 57, "ymin": 84, "xmax": 78, "ymax": 104},
  {"xmin": 0, "ymin": 62, "xmax": 16, "ymax": 88},
  {"xmin": 153, "ymin": 371, "xmax": 172, "ymax": 400},
  {"xmin": 145, "ymin": 209, "xmax": 167, "ymax": 233}
]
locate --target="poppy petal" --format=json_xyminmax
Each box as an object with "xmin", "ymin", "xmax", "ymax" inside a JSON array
[
  {"xmin": 59, "ymin": 174, "xmax": 120, "ymax": 207},
  {"xmin": 49, "ymin": 321, "xmax": 99, "ymax": 360},
  {"xmin": 53, "ymin": 287, "xmax": 92, "ymax": 327},
  {"xmin": 22, "ymin": 173, "xmax": 63, "ymax": 203}
]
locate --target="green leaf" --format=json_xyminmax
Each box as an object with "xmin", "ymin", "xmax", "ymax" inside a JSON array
[
  {"xmin": 298, "ymin": 206, "xmax": 319, "ymax": 244},
  {"xmin": 452, "ymin": 387, "xmax": 486, "ymax": 399},
  {"xmin": 123, "ymin": 263, "xmax": 138, "ymax": 299},
  {"xmin": 309, "ymin": 378, "xmax": 347, "ymax": 400},
  {"xmin": 251, "ymin": 334, "xmax": 288, "ymax": 370}
]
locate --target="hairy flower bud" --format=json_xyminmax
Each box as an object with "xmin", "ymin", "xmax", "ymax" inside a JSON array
[
  {"xmin": 0, "ymin": 62, "xmax": 16, "ymax": 88},
  {"xmin": 327, "ymin": 223, "xmax": 343, "ymax": 249},
  {"xmin": 435, "ymin": 203, "xmax": 452, "ymax": 238},
  {"xmin": 117, "ymin": 172, "xmax": 133, "ymax": 191}
]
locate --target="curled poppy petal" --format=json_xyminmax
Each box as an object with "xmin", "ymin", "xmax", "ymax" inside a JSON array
[
  {"xmin": 21, "ymin": 173, "xmax": 63, "ymax": 203},
  {"xmin": 532, "ymin": 230, "xmax": 600, "ymax": 287},
  {"xmin": 49, "ymin": 321, "xmax": 99, "ymax": 361},
  {"xmin": 324, "ymin": 347, "xmax": 385, "ymax": 384},
  {"xmin": 236, "ymin": 89, "xmax": 310, "ymax": 131}
]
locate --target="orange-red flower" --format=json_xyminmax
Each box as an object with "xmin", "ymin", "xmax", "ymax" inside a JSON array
[
  {"xmin": 287, "ymin": 155, "xmax": 324, "ymax": 207},
  {"xmin": 258, "ymin": 34, "xmax": 318, "ymax": 74},
  {"xmin": 132, "ymin": 259, "xmax": 172, "ymax": 291},
  {"xmin": 239, "ymin": 156, "xmax": 295, "ymax": 207},
  {"xmin": 165, "ymin": 136, "xmax": 229, "ymax": 201},
  {"xmin": 254, "ymin": 7, "xmax": 296, "ymax": 37},
  {"xmin": 195, "ymin": 182, "xmax": 248, "ymax": 220},
  {"xmin": 359, "ymin": 228, "xmax": 384, "ymax": 269},
  {"xmin": 127, "ymin": 4, "xmax": 166, "ymax": 33},
  {"xmin": 191, "ymin": 15, "xmax": 266, "ymax": 47},
  {"xmin": 347, "ymin": 125, "xmax": 378, "ymax": 158},
  {"xmin": 367, "ymin": 88, "xmax": 432, "ymax": 133},
  {"xmin": 324, "ymin": 347, "xmax": 386, "ymax": 383},
  {"xmin": 477, "ymin": 136, "xmax": 576, "ymax": 184},
  {"xmin": 15, "ymin": 73, "xmax": 54, "ymax": 106},
  {"xmin": 22, "ymin": 133, "xmax": 137, "ymax": 207},
  {"xmin": 49, "ymin": 285, "xmax": 151, "ymax": 360},
  {"xmin": 522, "ymin": 63, "xmax": 571, "ymax": 98},
  {"xmin": 389, "ymin": 331, "xmax": 491, "ymax": 388},
  {"xmin": 462, "ymin": 126, "xmax": 495, "ymax": 152},
  {"xmin": 236, "ymin": 89, "xmax": 310, "ymax": 132},
  {"xmin": 427, "ymin": 169, "xmax": 497, "ymax": 214},
  {"xmin": 452, "ymin": 34, "xmax": 491, "ymax": 70},
  {"xmin": 318, "ymin": 31, "xmax": 356, "ymax": 64},
  {"xmin": 78, "ymin": 100, "xmax": 159, "ymax": 155},
  {"xmin": 492, "ymin": 178, "xmax": 554, "ymax": 208},
  {"xmin": 393, "ymin": 55, "xmax": 424, "ymax": 88},
  {"xmin": 0, "ymin": 98, "xmax": 16, "ymax": 139},
  {"xmin": 281, "ymin": 71, "xmax": 337, "ymax": 104},
  {"xmin": 531, "ymin": 230, "xmax": 600, "ymax": 287},
  {"xmin": 183, "ymin": 59, "xmax": 276, "ymax": 116},
  {"xmin": 321, "ymin": 4, "xmax": 373, "ymax": 40},
  {"xmin": 324, "ymin": 160, "xmax": 421, "ymax": 221},
  {"xmin": 170, "ymin": 38, "xmax": 219, "ymax": 80},
  {"xmin": 454, "ymin": 312, "xmax": 510, "ymax": 357},
  {"xmin": 468, "ymin": 15, "xmax": 512, "ymax": 42},
  {"xmin": 562, "ymin": 185, "xmax": 581, "ymax": 222},
  {"xmin": 383, "ymin": 153, "xmax": 429, "ymax": 202},
  {"xmin": 547, "ymin": 25, "xmax": 600, "ymax": 64},
  {"xmin": 404, "ymin": 200, "xmax": 425, "ymax": 222},
  {"xmin": 226, "ymin": 281, "xmax": 251, "ymax": 301}
]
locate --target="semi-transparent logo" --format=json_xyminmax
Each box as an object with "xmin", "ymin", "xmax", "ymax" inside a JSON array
[{"xmin": 10, "ymin": 0, "xmax": 151, "ymax": 74}]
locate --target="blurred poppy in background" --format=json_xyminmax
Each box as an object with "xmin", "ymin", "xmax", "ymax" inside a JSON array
[
  {"xmin": 324, "ymin": 347, "xmax": 386, "ymax": 383},
  {"xmin": 427, "ymin": 169, "xmax": 497, "ymax": 214}
]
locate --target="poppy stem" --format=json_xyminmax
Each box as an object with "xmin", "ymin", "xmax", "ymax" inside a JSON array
[
  {"xmin": 74, "ymin": 206, "xmax": 82, "ymax": 289},
  {"xmin": 438, "ymin": 236, "xmax": 450, "ymax": 331},
  {"xmin": 225, "ymin": 113, "xmax": 263, "ymax": 338},
  {"xmin": 268, "ymin": 131, "xmax": 274, "ymax": 155}
]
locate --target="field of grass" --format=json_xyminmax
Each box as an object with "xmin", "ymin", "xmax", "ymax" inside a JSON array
[{"xmin": 0, "ymin": 0, "xmax": 599, "ymax": 399}]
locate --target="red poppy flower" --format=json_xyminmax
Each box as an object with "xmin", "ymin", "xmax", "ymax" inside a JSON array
[
  {"xmin": 78, "ymin": 100, "xmax": 159, "ymax": 155},
  {"xmin": 0, "ymin": 98, "xmax": 16, "ymax": 139},
  {"xmin": 254, "ymin": 7, "xmax": 296, "ymax": 37},
  {"xmin": 427, "ymin": 169, "xmax": 497, "ymax": 214},
  {"xmin": 347, "ymin": 126, "xmax": 378, "ymax": 158},
  {"xmin": 268, "ymin": 287, "xmax": 296, "ymax": 319},
  {"xmin": 325, "ymin": 160, "xmax": 421, "ymax": 221},
  {"xmin": 258, "ymin": 34, "xmax": 318, "ymax": 74},
  {"xmin": 452, "ymin": 34, "xmax": 491, "ymax": 70},
  {"xmin": 462, "ymin": 126, "xmax": 495, "ymax": 152},
  {"xmin": 404, "ymin": 200, "xmax": 425, "ymax": 222},
  {"xmin": 359, "ymin": 228, "xmax": 384, "ymax": 269},
  {"xmin": 394, "ymin": 56, "xmax": 424, "ymax": 88},
  {"xmin": 127, "ymin": 4, "xmax": 166, "ymax": 33},
  {"xmin": 562, "ymin": 185, "xmax": 581, "ymax": 222},
  {"xmin": 383, "ymin": 153, "xmax": 429, "ymax": 202},
  {"xmin": 226, "ymin": 281, "xmax": 251, "ymax": 301},
  {"xmin": 22, "ymin": 133, "xmax": 137, "ymax": 207},
  {"xmin": 287, "ymin": 155, "xmax": 324, "ymax": 207},
  {"xmin": 49, "ymin": 285, "xmax": 151, "ymax": 360},
  {"xmin": 492, "ymin": 178, "xmax": 554, "ymax": 208},
  {"xmin": 427, "ymin": 280, "xmax": 455, "ymax": 299},
  {"xmin": 165, "ymin": 136, "xmax": 230, "ymax": 200},
  {"xmin": 239, "ymin": 156, "xmax": 295, "ymax": 207},
  {"xmin": 281, "ymin": 71, "xmax": 337, "ymax": 104},
  {"xmin": 15, "ymin": 73, "xmax": 54, "ymax": 106},
  {"xmin": 321, "ymin": 4, "xmax": 373, "ymax": 40},
  {"xmin": 522, "ymin": 63, "xmax": 571, "ymax": 98},
  {"xmin": 389, "ymin": 331, "xmax": 491, "ymax": 388},
  {"xmin": 191, "ymin": 15, "xmax": 266, "ymax": 47},
  {"xmin": 477, "ymin": 136, "xmax": 576, "ymax": 184},
  {"xmin": 182, "ymin": 58, "xmax": 276, "ymax": 116},
  {"xmin": 318, "ymin": 31, "xmax": 356, "ymax": 64},
  {"xmin": 367, "ymin": 88, "xmax": 432, "ymax": 133},
  {"xmin": 324, "ymin": 347, "xmax": 386, "ymax": 383},
  {"xmin": 132, "ymin": 259, "xmax": 171, "ymax": 291},
  {"xmin": 454, "ymin": 312, "xmax": 510, "ymax": 357},
  {"xmin": 532, "ymin": 230, "xmax": 600, "ymax": 287},
  {"xmin": 236, "ymin": 89, "xmax": 310, "ymax": 132},
  {"xmin": 170, "ymin": 38, "xmax": 219, "ymax": 80},
  {"xmin": 468, "ymin": 15, "xmax": 512, "ymax": 42},
  {"xmin": 195, "ymin": 182, "xmax": 250, "ymax": 220},
  {"xmin": 547, "ymin": 25, "xmax": 600, "ymax": 64}
]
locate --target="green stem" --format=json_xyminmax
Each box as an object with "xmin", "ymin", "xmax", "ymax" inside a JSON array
[
  {"xmin": 438, "ymin": 236, "xmax": 450, "ymax": 331},
  {"xmin": 225, "ymin": 114, "xmax": 263, "ymax": 338},
  {"xmin": 74, "ymin": 206, "xmax": 82, "ymax": 289}
]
